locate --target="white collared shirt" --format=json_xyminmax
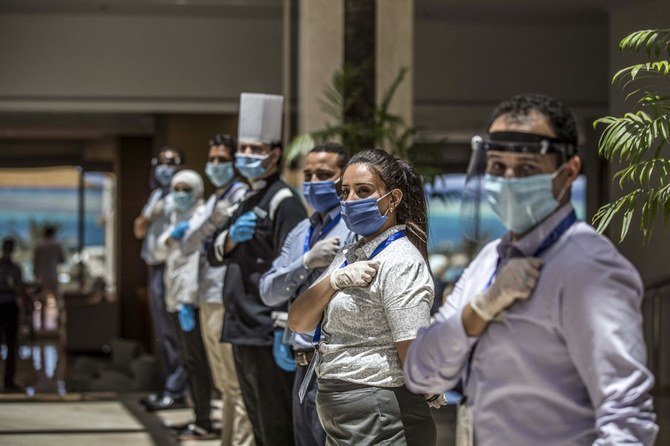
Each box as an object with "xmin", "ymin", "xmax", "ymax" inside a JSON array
[{"xmin": 317, "ymin": 224, "xmax": 434, "ymax": 387}]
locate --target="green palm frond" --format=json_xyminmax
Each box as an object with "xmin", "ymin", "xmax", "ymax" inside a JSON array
[
  {"xmin": 619, "ymin": 29, "xmax": 670, "ymax": 58},
  {"xmin": 613, "ymin": 60, "xmax": 670, "ymax": 83},
  {"xmin": 594, "ymin": 111, "xmax": 670, "ymax": 162},
  {"xmin": 379, "ymin": 67, "xmax": 410, "ymax": 116},
  {"xmin": 288, "ymin": 64, "xmax": 415, "ymax": 159},
  {"xmin": 593, "ymin": 28, "xmax": 670, "ymax": 241},
  {"xmin": 284, "ymin": 133, "xmax": 316, "ymax": 166}
]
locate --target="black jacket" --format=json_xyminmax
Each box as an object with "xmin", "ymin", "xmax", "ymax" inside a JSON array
[{"xmin": 208, "ymin": 174, "xmax": 307, "ymax": 346}]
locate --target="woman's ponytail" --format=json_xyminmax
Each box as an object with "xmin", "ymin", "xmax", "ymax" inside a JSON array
[{"xmin": 394, "ymin": 158, "xmax": 429, "ymax": 261}]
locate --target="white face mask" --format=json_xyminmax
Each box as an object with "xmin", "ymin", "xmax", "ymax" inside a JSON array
[{"xmin": 484, "ymin": 164, "xmax": 567, "ymax": 234}]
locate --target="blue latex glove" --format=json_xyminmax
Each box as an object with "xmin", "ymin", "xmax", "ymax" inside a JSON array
[
  {"xmin": 178, "ymin": 305, "xmax": 195, "ymax": 332},
  {"xmin": 229, "ymin": 211, "xmax": 258, "ymax": 244},
  {"xmin": 170, "ymin": 221, "xmax": 190, "ymax": 240},
  {"xmin": 272, "ymin": 329, "xmax": 296, "ymax": 372}
]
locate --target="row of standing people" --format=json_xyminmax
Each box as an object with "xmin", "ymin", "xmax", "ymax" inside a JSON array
[{"xmin": 135, "ymin": 92, "xmax": 658, "ymax": 445}]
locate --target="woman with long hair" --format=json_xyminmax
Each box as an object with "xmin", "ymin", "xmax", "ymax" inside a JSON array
[{"xmin": 288, "ymin": 149, "xmax": 437, "ymax": 445}]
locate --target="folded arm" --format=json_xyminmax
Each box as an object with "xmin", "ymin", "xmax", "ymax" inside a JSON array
[
  {"xmin": 562, "ymin": 256, "xmax": 658, "ymax": 445},
  {"xmin": 259, "ymin": 223, "xmax": 312, "ymax": 307}
]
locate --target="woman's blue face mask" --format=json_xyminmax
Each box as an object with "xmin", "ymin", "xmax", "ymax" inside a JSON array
[
  {"xmin": 303, "ymin": 179, "xmax": 341, "ymax": 213},
  {"xmin": 340, "ymin": 191, "xmax": 392, "ymax": 237}
]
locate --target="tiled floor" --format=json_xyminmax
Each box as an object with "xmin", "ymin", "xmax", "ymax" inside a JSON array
[{"xmin": 0, "ymin": 394, "xmax": 221, "ymax": 446}]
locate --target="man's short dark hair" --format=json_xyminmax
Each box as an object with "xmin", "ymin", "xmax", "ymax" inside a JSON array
[
  {"xmin": 3, "ymin": 237, "xmax": 14, "ymax": 253},
  {"xmin": 159, "ymin": 145, "xmax": 186, "ymax": 165},
  {"xmin": 209, "ymin": 134, "xmax": 237, "ymax": 154},
  {"xmin": 44, "ymin": 226, "xmax": 56, "ymax": 238},
  {"xmin": 309, "ymin": 142, "xmax": 350, "ymax": 170},
  {"xmin": 488, "ymin": 94, "xmax": 578, "ymax": 147}
]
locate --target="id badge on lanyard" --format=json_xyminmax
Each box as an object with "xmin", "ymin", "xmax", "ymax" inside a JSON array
[{"xmin": 298, "ymin": 350, "xmax": 320, "ymax": 403}]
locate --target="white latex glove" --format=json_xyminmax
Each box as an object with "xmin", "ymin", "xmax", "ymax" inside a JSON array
[
  {"xmin": 210, "ymin": 200, "xmax": 236, "ymax": 226},
  {"xmin": 146, "ymin": 198, "xmax": 166, "ymax": 221},
  {"xmin": 470, "ymin": 257, "xmax": 543, "ymax": 321},
  {"xmin": 304, "ymin": 237, "xmax": 340, "ymax": 269},
  {"xmin": 329, "ymin": 260, "xmax": 380, "ymax": 290},
  {"xmin": 425, "ymin": 393, "xmax": 447, "ymax": 409}
]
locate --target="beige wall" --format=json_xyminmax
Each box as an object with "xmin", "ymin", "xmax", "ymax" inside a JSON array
[
  {"xmin": 376, "ymin": 0, "xmax": 414, "ymax": 128},
  {"xmin": 297, "ymin": 0, "xmax": 344, "ymax": 134},
  {"xmin": 413, "ymin": 17, "xmax": 609, "ymax": 135},
  {"xmin": 0, "ymin": 13, "xmax": 283, "ymax": 113}
]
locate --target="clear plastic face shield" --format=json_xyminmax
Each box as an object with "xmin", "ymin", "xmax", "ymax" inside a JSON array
[{"xmin": 460, "ymin": 132, "xmax": 577, "ymax": 241}]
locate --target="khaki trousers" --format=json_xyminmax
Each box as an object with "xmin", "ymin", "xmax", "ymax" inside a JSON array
[{"xmin": 200, "ymin": 302, "xmax": 255, "ymax": 446}]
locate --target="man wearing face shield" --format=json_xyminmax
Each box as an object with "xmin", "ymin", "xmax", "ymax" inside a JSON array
[
  {"xmin": 133, "ymin": 146, "xmax": 188, "ymax": 411},
  {"xmin": 404, "ymin": 94, "xmax": 658, "ymax": 445},
  {"xmin": 207, "ymin": 93, "xmax": 307, "ymax": 446},
  {"xmin": 258, "ymin": 142, "xmax": 357, "ymax": 446}
]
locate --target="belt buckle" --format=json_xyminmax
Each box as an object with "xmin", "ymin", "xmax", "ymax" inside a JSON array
[{"xmin": 295, "ymin": 351, "xmax": 310, "ymax": 367}]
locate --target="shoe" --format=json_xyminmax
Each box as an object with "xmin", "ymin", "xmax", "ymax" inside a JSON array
[
  {"xmin": 176, "ymin": 423, "xmax": 219, "ymax": 441},
  {"xmin": 165, "ymin": 421, "xmax": 191, "ymax": 430},
  {"xmin": 3, "ymin": 383, "xmax": 23, "ymax": 393},
  {"xmin": 166, "ymin": 420, "xmax": 221, "ymax": 431},
  {"xmin": 144, "ymin": 394, "xmax": 187, "ymax": 411},
  {"xmin": 139, "ymin": 393, "xmax": 160, "ymax": 406}
]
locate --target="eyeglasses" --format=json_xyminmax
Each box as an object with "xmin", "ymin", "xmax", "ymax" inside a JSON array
[{"xmin": 151, "ymin": 157, "xmax": 181, "ymax": 167}]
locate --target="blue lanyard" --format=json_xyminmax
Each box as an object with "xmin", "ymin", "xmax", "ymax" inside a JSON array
[
  {"xmin": 313, "ymin": 230, "xmax": 406, "ymax": 344},
  {"xmin": 340, "ymin": 230, "xmax": 406, "ymax": 268},
  {"xmin": 303, "ymin": 213, "xmax": 342, "ymax": 254},
  {"xmin": 466, "ymin": 210, "xmax": 578, "ymax": 391},
  {"xmin": 484, "ymin": 210, "xmax": 577, "ymax": 288},
  {"xmin": 217, "ymin": 180, "xmax": 240, "ymax": 202}
]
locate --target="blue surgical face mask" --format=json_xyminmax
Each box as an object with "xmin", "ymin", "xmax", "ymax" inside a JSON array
[
  {"xmin": 484, "ymin": 167, "xmax": 564, "ymax": 234},
  {"xmin": 155, "ymin": 165, "xmax": 176, "ymax": 187},
  {"xmin": 235, "ymin": 153, "xmax": 269, "ymax": 180},
  {"xmin": 205, "ymin": 162, "xmax": 234, "ymax": 188},
  {"xmin": 173, "ymin": 191, "xmax": 195, "ymax": 212},
  {"xmin": 340, "ymin": 192, "xmax": 392, "ymax": 237},
  {"xmin": 303, "ymin": 179, "xmax": 341, "ymax": 213}
]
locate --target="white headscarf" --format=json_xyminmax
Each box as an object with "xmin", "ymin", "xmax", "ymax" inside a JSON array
[{"xmin": 171, "ymin": 169, "xmax": 204, "ymax": 199}]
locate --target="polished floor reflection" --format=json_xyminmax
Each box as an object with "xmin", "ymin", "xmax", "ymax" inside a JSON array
[{"xmin": 1, "ymin": 341, "xmax": 66, "ymax": 395}]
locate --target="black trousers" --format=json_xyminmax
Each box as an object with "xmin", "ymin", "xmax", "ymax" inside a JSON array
[
  {"xmin": 148, "ymin": 264, "xmax": 186, "ymax": 398},
  {"xmin": 171, "ymin": 310, "xmax": 213, "ymax": 430},
  {"xmin": 233, "ymin": 345, "xmax": 294, "ymax": 446},
  {"xmin": 0, "ymin": 301, "xmax": 18, "ymax": 388}
]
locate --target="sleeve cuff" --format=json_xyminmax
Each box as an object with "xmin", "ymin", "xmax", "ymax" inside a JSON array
[
  {"xmin": 291, "ymin": 256, "xmax": 311, "ymax": 281},
  {"xmin": 213, "ymin": 230, "xmax": 228, "ymax": 262}
]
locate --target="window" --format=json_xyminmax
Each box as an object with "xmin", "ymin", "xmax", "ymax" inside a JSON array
[{"xmin": 0, "ymin": 167, "xmax": 116, "ymax": 294}]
